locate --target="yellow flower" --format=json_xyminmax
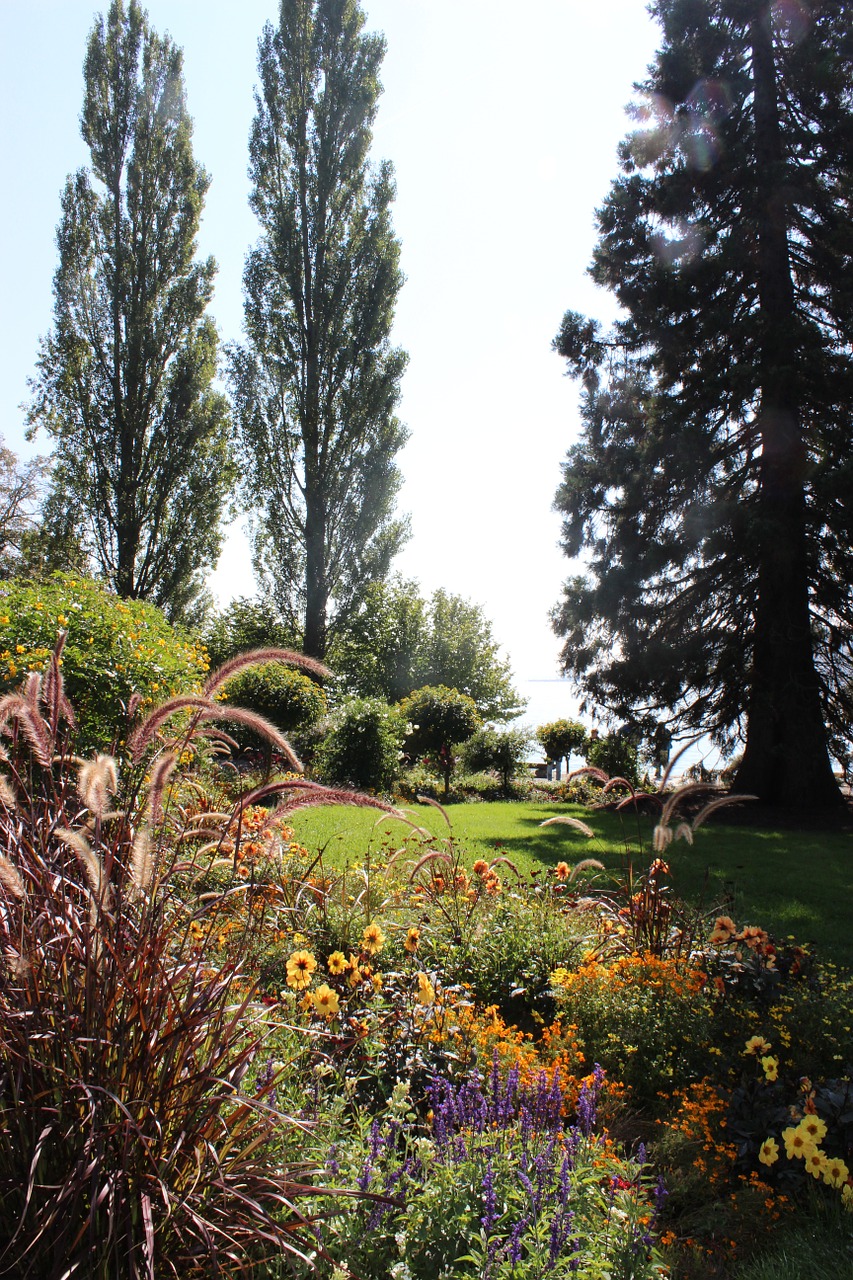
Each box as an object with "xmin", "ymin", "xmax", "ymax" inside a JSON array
[
  {"xmin": 362, "ymin": 922, "xmax": 385, "ymax": 955},
  {"xmin": 312, "ymin": 984, "xmax": 340, "ymax": 1019},
  {"xmin": 761, "ymin": 1055, "xmax": 779, "ymax": 1082},
  {"xmin": 798, "ymin": 1115, "xmax": 828, "ymax": 1144},
  {"xmin": 327, "ymin": 950, "xmax": 347, "ymax": 975},
  {"xmin": 758, "ymin": 1137, "xmax": 779, "ymax": 1167},
  {"xmin": 782, "ymin": 1126, "xmax": 816, "ymax": 1161},
  {"xmin": 15, "ymin": 645, "xmax": 24, "ymax": 655},
  {"xmin": 804, "ymin": 1148, "xmax": 827, "ymax": 1180},
  {"xmin": 404, "ymin": 927, "xmax": 420, "ymax": 954},
  {"xmin": 57, "ymin": 615, "xmax": 68, "ymax": 626},
  {"xmin": 347, "ymin": 955, "xmax": 363, "ymax": 987},
  {"xmin": 416, "ymin": 972, "xmax": 435, "ymax": 1006},
  {"xmin": 285, "ymin": 949, "xmax": 317, "ymax": 990},
  {"xmin": 842, "ymin": 1183, "xmax": 853, "ymax": 1212},
  {"xmin": 823, "ymin": 1156, "xmax": 849, "ymax": 1189},
  {"xmin": 744, "ymin": 1035, "xmax": 772, "ymax": 1057},
  {"xmin": 371, "ymin": 973, "xmax": 383, "ymax": 992}
]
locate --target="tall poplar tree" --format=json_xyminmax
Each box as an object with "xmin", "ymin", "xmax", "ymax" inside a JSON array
[
  {"xmin": 552, "ymin": 0, "xmax": 853, "ymax": 808},
  {"xmin": 28, "ymin": 0, "xmax": 233, "ymax": 621},
  {"xmin": 230, "ymin": 0, "xmax": 408, "ymax": 661}
]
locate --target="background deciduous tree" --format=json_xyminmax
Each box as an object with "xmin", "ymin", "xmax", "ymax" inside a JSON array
[
  {"xmin": 331, "ymin": 577, "xmax": 524, "ymax": 719},
  {"xmin": 230, "ymin": 0, "xmax": 408, "ymax": 660},
  {"xmin": 28, "ymin": 0, "xmax": 234, "ymax": 623},
  {"xmin": 552, "ymin": 0, "xmax": 853, "ymax": 808}
]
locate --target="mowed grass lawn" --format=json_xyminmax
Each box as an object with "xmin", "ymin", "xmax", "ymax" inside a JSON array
[{"xmin": 289, "ymin": 798, "xmax": 853, "ymax": 969}]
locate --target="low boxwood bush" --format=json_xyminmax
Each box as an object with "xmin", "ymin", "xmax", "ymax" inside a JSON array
[
  {"xmin": 0, "ymin": 574, "xmax": 208, "ymax": 749},
  {"xmin": 314, "ymin": 696, "xmax": 406, "ymax": 792},
  {"xmin": 218, "ymin": 663, "xmax": 327, "ymax": 754}
]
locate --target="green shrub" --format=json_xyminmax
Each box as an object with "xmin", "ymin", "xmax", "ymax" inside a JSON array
[
  {"xmin": 459, "ymin": 724, "xmax": 532, "ymax": 792},
  {"xmin": 0, "ymin": 574, "xmax": 208, "ymax": 749},
  {"xmin": 399, "ymin": 685, "xmax": 481, "ymax": 798},
  {"xmin": 219, "ymin": 663, "xmax": 327, "ymax": 754},
  {"xmin": 314, "ymin": 696, "xmax": 405, "ymax": 792},
  {"xmin": 586, "ymin": 731, "xmax": 640, "ymax": 785},
  {"xmin": 536, "ymin": 718, "xmax": 588, "ymax": 774}
]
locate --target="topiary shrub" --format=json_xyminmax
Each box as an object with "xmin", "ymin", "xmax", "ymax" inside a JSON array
[
  {"xmin": 218, "ymin": 663, "xmax": 327, "ymax": 756},
  {"xmin": 314, "ymin": 696, "xmax": 406, "ymax": 793},
  {"xmin": 459, "ymin": 724, "xmax": 532, "ymax": 793},
  {"xmin": 398, "ymin": 685, "xmax": 481, "ymax": 799},
  {"xmin": 0, "ymin": 574, "xmax": 208, "ymax": 750}
]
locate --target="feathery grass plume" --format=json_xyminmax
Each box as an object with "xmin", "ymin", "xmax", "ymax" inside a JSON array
[
  {"xmin": 129, "ymin": 827, "xmax": 154, "ymax": 897},
  {"xmin": 673, "ymin": 823, "xmax": 694, "ymax": 845},
  {"xmin": 78, "ymin": 753, "xmax": 119, "ymax": 818},
  {"xmin": 569, "ymin": 857, "xmax": 606, "ymax": 882},
  {"xmin": 271, "ymin": 785, "xmax": 404, "ymax": 819},
  {"xmin": 54, "ymin": 826, "xmax": 109, "ymax": 902},
  {"xmin": 408, "ymin": 850, "xmax": 454, "ymax": 881},
  {"xmin": 539, "ymin": 815, "xmax": 596, "ymax": 837},
  {"xmin": 602, "ymin": 776, "xmax": 636, "ymax": 798},
  {"xmin": 658, "ymin": 734, "xmax": 704, "ymax": 792},
  {"xmin": 692, "ymin": 793, "xmax": 757, "ymax": 831},
  {"xmin": 0, "ymin": 775, "xmax": 16, "ymax": 809},
  {"xmin": 0, "ymin": 694, "xmax": 52, "ymax": 767},
  {"xmin": 126, "ymin": 691, "xmax": 143, "ymax": 722},
  {"xmin": 659, "ymin": 782, "xmax": 717, "ymax": 828},
  {"xmin": 0, "ymin": 852, "xmax": 25, "ymax": 899},
  {"xmin": 40, "ymin": 631, "xmax": 75, "ymax": 735},
  {"xmin": 129, "ymin": 696, "xmax": 304, "ymax": 770},
  {"xmin": 146, "ymin": 751, "xmax": 178, "ymax": 824},
  {"xmin": 488, "ymin": 855, "xmax": 521, "ymax": 878},
  {"xmin": 568, "ymin": 766, "xmax": 609, "ymax": 785},
  {"xmin": 203, "ymin": 647, "xmax": 330, "ymax": 698},
  {"xmin": 415, "ymin": 793, "xmax": 452, "ymax": 828},
  {"xmin": 653, "ymin": 824, "xmax": 674, "ymax": 852}
]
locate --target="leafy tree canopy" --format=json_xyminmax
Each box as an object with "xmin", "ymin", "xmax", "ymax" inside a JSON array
[
  {"xmin": 230, "ymin": 0, "xmax": 408, "ymax": 659},
  {"xmin": 331, "ymin": 577, "xmax": 525, "ymax": 721},
  {"xmin": 28, "ymin": 0, "xmax": 234, "ymax": 623}
]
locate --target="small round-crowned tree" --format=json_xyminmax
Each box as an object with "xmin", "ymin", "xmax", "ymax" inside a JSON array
[{"xmin": 399, "ymin": 685, "xmax": 481, "ymax": 799}]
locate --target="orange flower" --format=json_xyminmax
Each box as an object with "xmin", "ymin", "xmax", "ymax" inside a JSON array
[
  {"xmin": 404, "ymin": 927, "xmax": 421, "ymax": 954},
  {"xmin": 555, "ymin": 862, "xmax": 570, "ymax": 881},
  {"xmin": 472, "ymin": 859, "xmax": 489, "ymax": 876}
]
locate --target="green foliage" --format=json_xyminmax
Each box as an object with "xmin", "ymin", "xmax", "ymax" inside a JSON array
[
  {"xmin": 586, "ymin": 731, "xmax": 640, "ymax": 785},
  {"xmin": 203, "ymin": 595, "xmax": 296, "ymax": 670},
  {"xmin": 219, "ymin": 663, "xmax": 326, "ymax": 754},
  {"xmin": 459, "ymin": 725, "xmax": 532, "ymax": 792},
  {"xmin": 0, "ymin": 575, "xmax": 207, "ymax": 750},
  {"xmin": 332, "ymin": 578, "xmax": 525, "ymax": 720},
  {"xmin": 536, "ymin": 718, "xmax": 588, "ymax": 770},
  {"xmin": 27, "ymin": 0, "xmax": 234, "ymax": 623},
  {"xmin": 551, "ymin": 0, "xmax": 853, "ymax": 807},
  {"xmin": 314, "ymin": 696, "xmax": 405, "ymax": 792},
  {"xmin": 399, "ymin": 685, "xmax": 481, "ymax": 799},
  {"xmin": 230, "ymin": 0, "xmax": 408, "ymax": 658},
  {"xmin": 0, "ymin": 436, "xmax": 48, "ymax": 579}
]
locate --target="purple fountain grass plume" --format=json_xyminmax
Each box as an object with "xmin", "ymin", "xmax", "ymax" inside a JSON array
[
  {"xmin": 0, "ymin": 694, "xmax": 52, "ymax": 768},
  {"xmin": 203, "ymin": 647, "xmax": 330, "ymax": 698},
  {"xmin": 0, "ymin": 851, "xmax": 25, "ymax": 899},
  {"xmin": 40, "ymin": 634, "xmax": 75, "ymax": 736},
  {"xmin": 567, "ymin": 766, "xmax": 609, "ymax": 785},
  {"xmin": 601, "ymin": 776, "xmax": 636, "ymax": 798},
  {"xmin": 78, "ymin": 754, "xmax": 119, "ymax": 819},
  {"xmin": 538, "ymin": 815, "xmax": 596, "ymax": 837},
  {"xmin": 128, "ymin": 696, "xmax": 304, "ymax": 769},
  {"xmin": 0, "ymin": 774, "xmax": 17, "ymax": 809},
  {"xmin": 691, "ymin": 793, "xmax": 757, "ymax": 830},
  {"xmin": 146, "ymin": 751, "xmax": 179, "ymax": 825}
]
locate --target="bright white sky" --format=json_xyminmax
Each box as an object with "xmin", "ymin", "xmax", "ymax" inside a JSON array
[{"xmin": 0, "ymin": 0, "xmax": 669, "ymax": 733}]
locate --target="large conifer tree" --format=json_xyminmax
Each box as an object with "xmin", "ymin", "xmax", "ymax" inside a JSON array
[
  {"xmin": 29, "ymin": 0, "xmax": 233, "ymax": 621},
  {"xmin": 552, "ymin": 0, "xmax": 853, "ymax": 808},
  {"xmin": 230, "ymin": 0, "xmax": 408, "ymax": 661}
]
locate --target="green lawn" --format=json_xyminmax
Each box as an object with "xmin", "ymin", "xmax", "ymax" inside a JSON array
[{"xmin": 289, "ymin": 798, "xmax": 853, "ymax": 968}]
